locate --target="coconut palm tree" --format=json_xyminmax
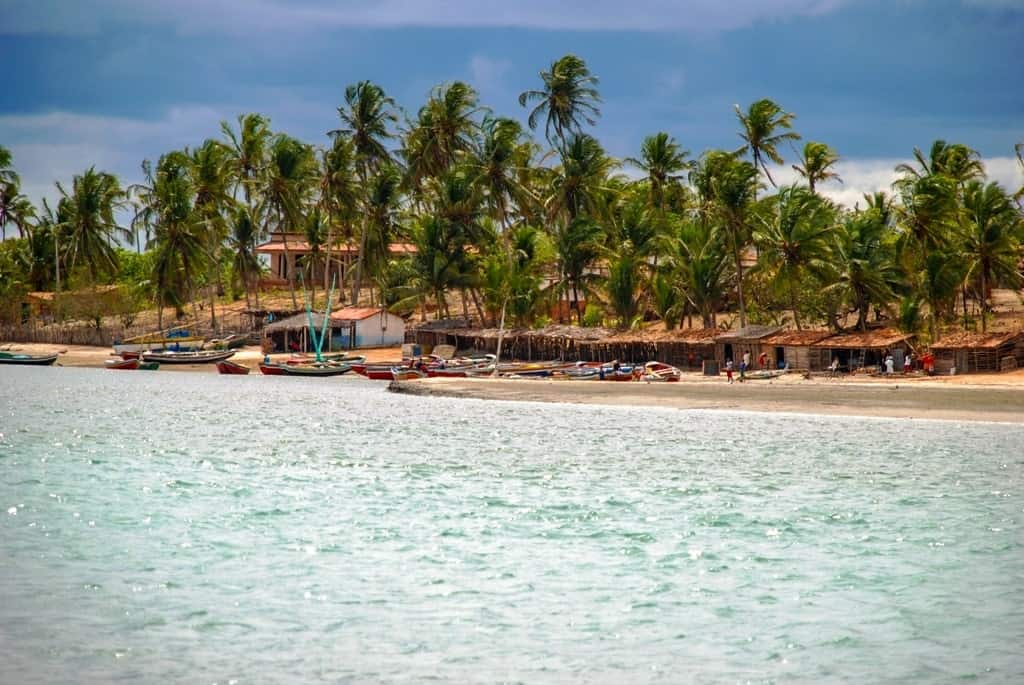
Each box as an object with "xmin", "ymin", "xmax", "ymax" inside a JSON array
[
  {"xmin": 961, "ymin": 181, "xmax": 1023, "ymax": 330},
  {"xmin": 469, "ymin": 116, "xmax": 532, "ymax": 229},
  {"xmin": 263, "ymin": 134, "xmax": 318, "ymax": 308},
  {"xmin": 320, "ymin": 134, "xmax": 359, "ymax": 299},
  {"xmin": 827, "ymin": 208, "xmax": 902, "ymax": 331},
  {"xmin": 331, "ymin": 80, "xmax": 398, "ymax": 303},
  {"xmin": 301, "ymin": 207, "xmax": 328, "ymax": 308},
  {"xmin": 754, "ymin": 186, "xmax": 837, "ymax": 329},
  {"xmin": 693, "ymin": 150, "xmax": 760, "ymax": 328},
  {"xmin": 189, "ymin": 139, "xmax": 235, "ymax": 329},
  {"xmin": 361, "ymin": 165, "xmax": 403, "ymax": 306},
  {"xmin": 0, "ymin": 145, "xmax": 17, "ymax": 187},
  {"xmin": 672, "ymin": 220, "xmax": 732, "ymax": 328},
  {"xmin": 894, "ymin": 172, "xmax": 959, "ymax": 253},
  {"xmin": 626, "ymin": 132, "xmax": 691, "ymax": 212},
  {"xmin": 896, "ymin": 140, "xmax": 984, "ymax": 188},
  {"xmin": 228, "ymin": 205, "xmax": 262, "ymax": 310},
  {"xmin": 519, "ymin": 54, "xmax": 601, "ymax": 147},
  {"xmin": 0, "ymin": 179, "xmax": 35, "ymax": 241},
  {"xmin": 552, "ymin": 216, "xmax": 605, "ymax": 324},
  {"xmin": 548, "ymin": 133, "xmax": 618, "ymax": 222},
  {"xmin": 791, "ymin": 141, "xmax": 841, "ymax": 193},
  {"xmin": 57, "ymin": 167, "xmax": 128, "ymax": 284},
  {"xmin": 734, "ymin": 98, "xmax": 801, "ymax": 187},
  {"xmin": 220, "ymin": 113, "xmax": 272, "ymax": 209}
]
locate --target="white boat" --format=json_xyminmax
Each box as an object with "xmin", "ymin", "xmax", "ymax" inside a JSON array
[{"xmin": 141, "ymin": 349, "xmax": 236, "ymax": 364}]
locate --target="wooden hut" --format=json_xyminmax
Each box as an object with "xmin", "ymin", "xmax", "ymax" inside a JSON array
[
  {"xmin": 931, "ymin": 331, "xmax": 1024, "ymax": 374},
  {"xmin": 714, "ymin": 325, "xmax": 782, "ymax": 367},
  {"xmin": 811, "ymin": 328, "xmax": 914, "ymax": 372},
  {"xmin": 761, "ymin": 330, "xmax": 832, "ymax": 370}
]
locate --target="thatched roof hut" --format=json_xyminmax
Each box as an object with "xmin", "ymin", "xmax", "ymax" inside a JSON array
[
  {"xmin": 761, "ymin": 330, "xmax": 832, "ymax": 369},
  {"xmin": 811, "ymin": 328, "xmax": 914, "ymax": 371},
  {"xmin": 714, "ymin": 325, "xmax": 782, "ymax": 367},
  {"xmin": 931, "ymin": 331, "xmax": 1024, "ymax": 373}
]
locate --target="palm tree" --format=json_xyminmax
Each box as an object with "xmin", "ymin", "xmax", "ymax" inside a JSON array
[
  {"xmin": 552, "ymin": 216, "xmax": 605, "ymax": 324},
  {"xmin": 961, "ymin": 181, "xmax": 1023, "ymax": 330},
  {"xmin": 671, "ymin": 220, "xmax": 732, "ymax": 328},
  {"xmin": 519, "ymin": 54, "xmax": 601, "ymax": 147},
  {"xmin": 626, "ymin": 132, "xmax": 691, "ymax": 212},
  {"xmin": 469, "ymin": 116, "xmax": 531, "ymax": 229},
  {"xmin": 302, "ymin": 207, "xmax": 328, "ymax": 308},
  {"xmin": 263, "ymin": 134, "xmax": 318, "ymax": 308},
  {"xmin": 228, "ymin": 205, "xmax": 262, "ymax": 310},
  {"xmin": 917, "ymin": 250, "xmax": 964, "ymax": 340},
  {"xmin": 362, "ymin": 165, "xmax": 403, "ymax": 306},
  {"xmin": 57, "ymin": 167, "xmax": 128, "ymax": 283},
  {"xmin": 734, "ymin": 98, "xmax": 801, "ymax": 187},
  {"xmin": 220, "ymin": 113, "xmax": 272, "ymax": 209},
  {"xmin": 693, "ymin": 151, "xmax": 760, "ymax": 328},
  {"xmin": 320, "ymin": 134, "xmax": 359, "ymax": 299},
  {"xmin": 827, "ymin": 207, "xmax": 902, "ymax": 331},
  {"xmin": 407, "ymin": 81, "xmax": 483, "ymax": 180},
  {"xmin": 896, "ymin": 140, "xmax": 984, "ymax": 188},
  {"xmin": 894, "ymin": 172, "xmax": 959, "ymax": 253},
  {"xmin": 0, "ymin": 179, "xmax": 35, "ymax": 241},
  {"xmin": 548, "ymin": 133, "xmax": 618, "ymax": 222},
  {"xmin": 190, "ymin": 138, "xmax": 234, "ymax": 329},
  {"xmin": 0, "ymin": 145, "xmax": 17, "ymax": 187},
  {"xmin": 754, "ymin": 186, "xmax": 837, "ymax": 329},
  {"xmin": 331, "ymin": 80, "xmax": 398, "ymax": 303},
  {"xmin": 791, "ymin": 141, "xmax": 841, "ymax": 193}
]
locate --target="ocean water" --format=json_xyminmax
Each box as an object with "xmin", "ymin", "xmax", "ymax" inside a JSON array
[{"xmin": 1, "ymin": 367, "xmax": 1022, "ymax": 683}]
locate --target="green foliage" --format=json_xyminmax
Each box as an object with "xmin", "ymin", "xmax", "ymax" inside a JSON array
[{"xmin": 582, "ymin": 303, "xmax": 604, "ymax": 328}]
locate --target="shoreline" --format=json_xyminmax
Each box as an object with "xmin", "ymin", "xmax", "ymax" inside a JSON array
[
  {"xmin": 5, "ymin": 341, "xmax": 1024, "ymax": 423},
  {"xmin": 389, "ymin": 376, "xmax": 1024, "ymax": 424}
]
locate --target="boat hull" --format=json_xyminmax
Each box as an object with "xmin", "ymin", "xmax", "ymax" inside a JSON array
[
  {"xmin": 142, "ymin": 350, "xmax": 236, "ymax": 364},
  {"xmin": 0, "ymin": 352, "xmax": 59, "ymax": 366},
  {"xmin": 105, "ymin": 359, "xmax": 140, "ymax": 370},
  {"xmin": 216, "ymin": 360, "xmax": 251, "ymax": 375}
]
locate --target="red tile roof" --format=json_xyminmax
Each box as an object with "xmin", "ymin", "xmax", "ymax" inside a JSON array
[{"xmin": 335, "ymin": 307, "xmax": 387, "ymax": 321}]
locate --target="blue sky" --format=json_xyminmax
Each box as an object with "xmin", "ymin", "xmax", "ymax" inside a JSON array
[{"xmin": 1, "ymin": 0, "xmax": 1022, "ymax": 207}]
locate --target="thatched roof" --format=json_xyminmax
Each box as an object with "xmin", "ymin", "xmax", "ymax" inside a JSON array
[
  {"xmin": 603, "ymin": 327, "xmax": 720, "ymax": 344},
  {"xmin": 264, "ymin": 312, "xmax": 348, "ymax": 332},
  {"xmin": 763, "ymin": 330, "xmax": 832, "ymax": 347},
  {"xmin": 814, "ymin": 328, "xmax": 912, "ymax": 349},
  {"xmin": 932, "ymin": 331, "xmax": 1023, "ymax": 350},
  {"xmin": 714, "ymin": 325, "xmax": 782, "ymax": 342}
]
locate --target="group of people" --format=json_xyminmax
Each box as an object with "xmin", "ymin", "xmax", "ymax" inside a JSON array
[{"xmin": 725, "ymin": 350, "xmax": 768, "ymax": 383}]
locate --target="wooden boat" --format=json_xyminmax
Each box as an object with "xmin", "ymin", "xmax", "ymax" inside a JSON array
[
  {"xmin": 259, "ymin": 362, "xmax": 287, "ymax": 375},
  {"xmin": 641, "ymin": 361, "xmax": 682, "ymax": 382},
  {"xmin": 390, "ymin": 367, "xmax": 426, "ymax": 381},
  {"xmin": 744, "ymin": 367, "xmax": 789, "ymax": 380},
  {"xmin": 138, "ymin": 361, "xmax": 160, "ymax": 370},
  {"xmin": 113, "ymin": 327, "xmax": 204, "ymax": 354},
  {"xmin": 216, "ymin": 359, "xmax": 251, "ymax": 375},
  {"xmin": 285, "ymin": 353, "xmax": 365, "ymax": 365},
  {"xmin": 0, "ymin": 351, "xmax": 59, "ymax": 366},
  {"xmin": 564, "ymin": 366, "xmax": 601, "ymax": 380},
  {"xmin": 105, "ymin": 358, "xmax": 140, "ymax": 370},
  {"xmin": 205, "ymin": 333, "xmax": 248, "ymax": 350},
  {"xmin": 142, "ymin": 349, "xmax": 236, "ymax": 364},
  {"xmin": 276, "ymin": 362, "xmax": 353, "ymax": 377}
]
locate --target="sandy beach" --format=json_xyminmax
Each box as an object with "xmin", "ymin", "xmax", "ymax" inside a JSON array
[{"xmin": 5, "ymin": 341, "xmax": 1023, "ymax": 423}]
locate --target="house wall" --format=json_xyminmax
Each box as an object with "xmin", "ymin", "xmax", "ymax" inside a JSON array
[{"xmin": 333, "ymin": 313, "xmax": 406, "ymax": 348}]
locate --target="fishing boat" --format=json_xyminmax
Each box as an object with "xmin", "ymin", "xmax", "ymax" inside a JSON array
[
  {"xmin": 276, "ymin": 362, "xmax": 353, "ymax": 377},
  {"xmin": 205, "ymin": 333, "xmax": 249, "ymax": 350},
  {"xmin": 285, "ymin": 353, "xmax": 365, "ymax": 365},
  {"xmin": 564, "ymin": 366, "xmax": 602, "ymax": 380},
  {"xmin": 641, "ymin": 361, "xmax": 682, "ymax": 382},
  {"xmin": 744, "ymin": 367, "xmax": 789, "ymax": 380},
  {"xmin": 391, "ymin": 367, "xmax": 426, "ymax": 381},
  {"xmin": 216, "ymin": 359, "xmax": 251, "ymax": 375},
  {"xmin": 0, "ymin": 351, "xmax": 59, "ymax": 366},
  {"xmin": 142, "ymin": 349, "xmax": 236, "ymax": 364},
  {"xmin": 138, "ymin": 361, "xmax": 160, "ymax": 371},
  {"xmin": 105, "ymin": 358, "xmax": 140, "ymax": 370},
  {"xmin": 258, "ymin": 362, "xmax": 287, "ymax": 375},
  {"xmin": 113, "ymin": 327, "xmax": 204, "ymax": 354}
]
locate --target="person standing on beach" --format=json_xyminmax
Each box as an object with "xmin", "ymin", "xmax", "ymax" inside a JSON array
[
  {"xmin": 829, "ymin": 357, "xmax": 840, "ymax": 379},
  {"xmin": 885, "ymin": 354, "xmax": 895, "ymax": 375},
  {"xmin": 903, "ymin": 352, "xmax": 912, "ymax": 374},
  {"xmin": 726, "ymin": 360, "xmax": 734, "ymax": 384}
]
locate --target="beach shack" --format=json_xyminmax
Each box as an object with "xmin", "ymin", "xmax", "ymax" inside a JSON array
[
  {"xmin": 931, "ymin": 331, "xmax": 1024, "ymax": 374},
  {"xmin": 263, "ymin": 312, "xmax": 345, "ymax": 353},
  {"xmin": 714, "ymin": 325, "xmax": 782, "ymax": 367},
  {"xmin": 761, "ymin": 330, "xmax": 832, "ymax": 370},
  {"xmin": 811, "ymin": 328, "xmax": 914, "ymax": 372},
  {"xmin": 331, "ymin": 307, "xmax": 405, "ymax": 349}
]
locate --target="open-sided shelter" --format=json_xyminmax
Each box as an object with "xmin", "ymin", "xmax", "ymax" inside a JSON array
[{"xmin": 931, "ymin": 331, "xmax": 1024, "ymax": 373}]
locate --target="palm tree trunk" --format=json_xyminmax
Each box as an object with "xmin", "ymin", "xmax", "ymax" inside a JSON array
[
  {"xmin": 731, "ymin": 231, "xmax": 747, "ymax": 329},
  {"xmin": 790, "ymin": 280, "xmax": 802, "ymax": 330},
  {"xmin": 280, "ymin": 231, "xmax": 298, "ymax": 310},
  {"xmin": 980, "ymin": 270, "xmax": 988, "ymax": 332},
  {"xmin": 350, "ymin": 216, "xmax": 368, "ymax": 305}
]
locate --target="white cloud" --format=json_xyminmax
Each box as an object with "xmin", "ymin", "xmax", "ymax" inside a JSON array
[
  {"xmin": 767, "ymin": 156, "xmax": 1023, "ymax": 208},
  {"xmin": 0, "ymin": 0, "xmax": 853, "ymax": 36}
]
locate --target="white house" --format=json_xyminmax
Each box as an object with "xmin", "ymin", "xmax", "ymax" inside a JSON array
[{"xmin": 334, "ymin": 307, "xmax": 405, "ymax": 349}]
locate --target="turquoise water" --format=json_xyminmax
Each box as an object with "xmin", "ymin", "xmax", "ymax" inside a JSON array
[{"xmin": 1, "ymin": 367, "xmax": 1022, "ymax": 683}]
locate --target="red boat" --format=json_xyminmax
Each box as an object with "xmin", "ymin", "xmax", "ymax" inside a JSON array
[
  {"xmin": 106, "ymin": 358, "xmax": 140, "ymax": 370},
  {"xmin": 217, "ymin": 359, "xmax": 251, "ymax": 375},
  {"xmin": 391, "ymin": 367, "xmax": 427, "ymax": 381},
  {"xmin": 258, "ymin": 362, "xmax": 287, "ymax": 375}
]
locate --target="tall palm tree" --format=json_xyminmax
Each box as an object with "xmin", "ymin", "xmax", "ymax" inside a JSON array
[
  {"xmin": 190, "ymin": 139, "xmax": 235, "ymax": 328},
  {"xmin": 220, "ymin": 113, "xmax": 272, "ymax": 209},
  {"xmin": 895, "ymin": 140, "xmax": 984, "ymax": 188},
  {"xmin": 548, "ymin": 133, "xmax": 618, "ymax": 223},
  {"xmin": 552, "ymin": 216, "xmax": 605, "ymax": 324},
  {"xmin": 406, "ymin": 81, "xmax": 483, "ymax": 181},
  {"xmin": 302, "ymin": 207, "xmax": 328, "ymax": 308},
  {"xmin": 0, "ymin": 145, "xmax": 17, "ymax": 187},
  {"xmin": 0, "ymin": 179, "xmax": 35, "ymax": 241},
  {"xmin": 228, "ymin": 205, "xmax": 262, "ymax": 310},
  {"xmin": 894, "ymin": 172, "xmax": 959, "ymax": 253},
  {"xmin": 753, "ymin": 186, "xmax": 837, "ymax": 329},
  {"xmin": 57, "ymin": 167, "xmax": 128, "ymax": 284},
  {"xmin": 263, "ymin": 134, "xmax": 318, "ymax": 308},
  {"xmin": 791, "ymin": 141, "xmax": 841, "ymax": 193},
  {"xmin": 320, "ymin": 134, "xmax": 359, "ymax": 299},
  {"xmin": 671, "ymin": 220, "xmax": 732, "ymax": 328},
  {"xmin": 468, "ymin": 116, "xmax": 531, "ymax": 229},
  {"xmin": 625, "ymin": 132, "xmax": 691, "ymax": 212},
  {"xmin": 961, "ymin": 181, "xmax": 1023, "ymax": 330},
  {"xmin": 362, "ymin": 165, "xmax": 403, "ymax": 306},
  {"xmin": 519, "ymin": 54, "xmax": 601, "ymax": 148},
  {"xmin": 331, "ymin": 80, "xmax": 398, "ymax": 303},
  {"xmin": 827, "ymin": 208, "xmax": 902, "ymax": 331},
  {"xmin": 734, "ymin": 98, "xmax": 801, "ymax": 187},
  {"xmin": 694, "ymin": 151, "xmax": 760, "ymax": 328}
]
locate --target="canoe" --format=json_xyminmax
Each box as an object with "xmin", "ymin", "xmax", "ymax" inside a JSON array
[
  {"xmin": 105, "ymin": 358, "xmax": 140, "ymax": 370},
  {"xmin": 216, "ymin": 360, "xmax": 251, "ymax": 375},
  {"xmin": 277, "ymin": 362, "xmax": 353, "ymax": 377},
  {"xmin": 138, "ymin": 361, "xmax": 160, "ymax": 371},
  {"xmin": 142, "ymin": 349, "xmax": 236, "ymax": 364},
  {"xmin": 0, "ymin": 352, "xmax": 59, "ymax": 366},
  {"xmin": 564, "ymin": 367, "xmax": 601, "ymax": 380},
  {"xmin": 258, "ymin": 362, "xmax": 287, "ymax": 375},
  {"xmin": 285, "ymin": 353, "xmax": 365, "ymax": 365},
  {"xmin": 391, "ymin": 367, "xmax": 426, "ymax": 381}
]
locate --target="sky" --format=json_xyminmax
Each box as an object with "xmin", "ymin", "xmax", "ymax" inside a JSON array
[{"xmin": 1, "ymin": 0, "xmax": 1022, "ymax": 209}]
